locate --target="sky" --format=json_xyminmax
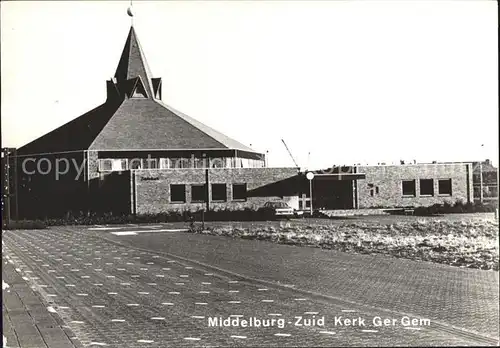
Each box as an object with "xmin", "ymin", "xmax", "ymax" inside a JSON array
[{"xmin": 1, "ymin": 0, "xmax": 498, "ymax": 169}]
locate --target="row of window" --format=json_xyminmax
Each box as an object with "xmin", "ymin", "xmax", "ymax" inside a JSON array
[
  {"xmin": 473, "ymin": 185, "xmax": 498, "ymax": 198},
  {"xmin": 170, "ymin": 183, "xmax": 247, "ymax": 203},
  {"xmin": 99, "ymin": 158, "xmax": 264, "ymax": 171},
  {"xmin": 402, "ymin": 179, "xmax": 452, "ymax": 197}
]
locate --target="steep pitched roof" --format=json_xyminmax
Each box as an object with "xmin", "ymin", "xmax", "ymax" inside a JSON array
[
  {"xmin": 17, "ymin": 25, "xmax": 257, "ymax": 155},
  {"xmin": 114, "ymin": 26, "xmax": 155, "ymax": 98},
  {"xmin": 17, "ymin": 102, "xmax": 121, "ymax": 155},
  {"xmin": 89, "ymin": 98, "xmax": 254, "ymax": 151},
  {"xmin": 158, "ymin": 101, "xmax": 254, "ymax": 151},
  {"xmin": 90, "ymin": 25, "xmax": 254, "ymax": 152}
]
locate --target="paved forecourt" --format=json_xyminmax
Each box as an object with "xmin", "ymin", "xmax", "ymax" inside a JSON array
[
  {"xmin": 97, "ymin": 222, "xmax": 499, "ymax": 340},
  {"xmin": 2, "ymin": 224, "xmax": 498, "ymax": 347},
  {"xmin": 3, "ymin": 251, "xmax": 83, "ymax": 348}
]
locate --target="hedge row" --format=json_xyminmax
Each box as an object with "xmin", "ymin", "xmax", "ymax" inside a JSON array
[
  {"xmin": 3, "ymin": 201, "xmax": 497, "ymax": 229},
  {"xmin": 413, "ymin": 201, "xmax": 497, "ymax": 216},
  {"xmin": 3, "ymin": 207, "xmax": 280, "ymax": 229}
]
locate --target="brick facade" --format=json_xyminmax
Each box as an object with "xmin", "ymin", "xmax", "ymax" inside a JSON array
[
  {"xmin": 13, "ymin": 153, "xmax": 477, "ymax": 218},
  {"xmin": 132, "ymin": 167, "xmax": 299, "ymax": 214},
  {"xmin": 86, "ymin": 150, "xmax": 100, "ymax": 180},
  {"xmin": 356, "ymin": 163, "xmax": 473, "ymax": 208}
]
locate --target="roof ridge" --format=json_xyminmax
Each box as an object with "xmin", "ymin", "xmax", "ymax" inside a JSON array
[{"xmin": 87, "ymin": 100, "xmax": 126, "ymax": 150}]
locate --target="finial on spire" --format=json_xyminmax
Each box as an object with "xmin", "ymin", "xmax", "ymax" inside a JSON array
[
  {"xmin": 127, "ymin": 0, "xmax": 134, "ymax": 23},
  {"xmin": 127, "ymin": 0, "xmax": 134, "ymax": 26}
]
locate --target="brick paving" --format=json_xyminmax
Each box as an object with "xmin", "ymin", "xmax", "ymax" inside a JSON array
[
  {"xmin": 100, "ymin": 223, "xmax": 499, "ymax": 338},
  {"xmin": 2, "ymin": 254, "xmax": 83, "ymax": 348},
  {"xmin": 2, "ymin": 225, "xmax": 498, "ymax": 347}
]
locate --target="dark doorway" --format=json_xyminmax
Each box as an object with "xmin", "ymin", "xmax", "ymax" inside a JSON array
[{"xmin": 312, "ymin": 179, "xmax": 354, "ymax": 210}]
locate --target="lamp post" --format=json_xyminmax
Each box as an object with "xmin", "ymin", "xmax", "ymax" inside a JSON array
[
  {"xmin": 479, "ymin": 144, "xmax": 485, "ymax": 204},
  {"xmin": 306, "ymin": 172, "xmax": 315, "ymax": 216},
  {"xmin": 479, "ymin": 161, "xmax": 484, "ymax": 204}
]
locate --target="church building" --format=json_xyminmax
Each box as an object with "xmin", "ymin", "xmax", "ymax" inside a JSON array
[
  {"xmin": 4, "ymin": 25, "xmax": 476, "ymax": 220},
  {"xmin": 11, "ymin": 26, "xmax": 301, "ymax": 218}
]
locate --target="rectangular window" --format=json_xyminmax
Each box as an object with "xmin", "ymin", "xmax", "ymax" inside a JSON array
[
  {"xmin": 99, "ymin": 159, "xmax": 127, "ymax": 171},
  {"xmin": 142, "ymin": 158, "xmax": 158, "ymax": 169},
  {"xmin": 241, "ymin": 158, "xmax": 249, "ymax": 168},
  {"xmin": 193, "ymin": 157, "xmax": 206, "ymax": 168},
  {"xmin": 472, "ymin": 173, "xmax": 481, "ymax": 183},
  {"xmin": 420, "ymin": 179, "xmax": 434, "ymax": 196},
  {"xmin": 159, "ymin": 158, "xmax": 170, "ymax": 169},
  {"xmin": 191, "ymin": 184, "xmax": 207, "ymax": 202},
  {"xmin": 438, "ymin": 179, "xmax": 452, "ymax": 195},
  {"xmin": 210, "ymin": 158, "xmax": 225, "ymax": 168},
  {"xmin": 171, "ymin": 158, "xmax": 191, "ymax": 169},
  {"xmin": 99, "ymin": 159, "xmax": 113, "ymax": 171},
  {"xmin": 169, "ymin": 158, "xmax": 188, "ymax": 169},
  {"xmin": 473, "ymin": 186, "xmax": 481, "ymax": 198},
  {"xmin": 232, "ymin": 183, "xmax": 247, "ymax": 201},
  {"xmin": 129, "ymin": 158, "xmax": 141, "ymax": 169},
  {"xmin": 402, "ymin": 180, "xmax": 416, "ymax": 196},
  {"xmin": 113, "ymin": 159, "xmax": 127, "ymax": 171},
  {"xmin": 170, "ymin": 158, "xmax": 181, "ymax": 168},
  {"xmin": 170, "ymin": 184, "xmax": 186, "ymax": 203},
  {"xmin": 231, "ymin": 158, "xmax": 241, "ymax": 168},
  {"xmin": 181, "ymin": 158, "xmax": 191, "ymax": 168},
  {"xmin": 211, "ymin": 184, "xmax": 227, "ymax": 202},
  {"xmin": 487, "ymin": 186, "xmax": 498, "ymax": 198}
]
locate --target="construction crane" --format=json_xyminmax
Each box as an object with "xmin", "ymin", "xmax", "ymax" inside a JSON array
[{"xmin": 281, "ymin": 139, "xmax": 300, "ymax": 169}]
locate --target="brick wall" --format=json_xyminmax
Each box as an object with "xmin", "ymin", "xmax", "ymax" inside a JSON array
[
  {"xmin": 86, "ymin": 150, "xmax": 100, "ymax": 180},
  {"xmin": 356, "ymin": 163, "xmax": 473, "ymax": 208},
  {"xmin": 133, "ymin": 167, "xmax": 299, "ymax": 214}
]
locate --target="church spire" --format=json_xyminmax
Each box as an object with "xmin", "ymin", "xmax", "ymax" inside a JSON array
[{"xmin": 113, "ymin": 26, "xmax": 156, "ymax": 98}]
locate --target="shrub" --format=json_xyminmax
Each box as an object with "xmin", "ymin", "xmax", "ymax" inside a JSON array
[
  {"xmin": 22, "ymin": 207, "xmax": 284, "ymax": 226},
  {"xmin": 472, "ymin": 201, "xmax": 497, "ymax": 213},
  {"xmin": 413, "ymin": 200, "xmax": 497, "ymax": 216}
]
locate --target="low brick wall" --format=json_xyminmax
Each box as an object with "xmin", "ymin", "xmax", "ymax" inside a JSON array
[{"xmin": 133, "ymin": 167, "xmax": 299, "ymax": 214}]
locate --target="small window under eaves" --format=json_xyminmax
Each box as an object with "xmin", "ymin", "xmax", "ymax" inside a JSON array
[{"xmin": 132, "ymin": 79, "xmax": 148, "ymax": 98}]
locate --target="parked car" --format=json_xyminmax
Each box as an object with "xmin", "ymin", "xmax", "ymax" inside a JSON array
[{"xmin": 263, "ymin": 201, "xmax": 304, "ymax": 219}]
